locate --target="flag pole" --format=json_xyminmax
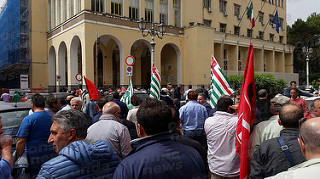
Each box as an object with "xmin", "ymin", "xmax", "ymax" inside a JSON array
[
  {"xmin": 237, "ymin": 0, "xmax": 253, "ymax": 28},
  {"xmin": 262, "ymin": 6, "xmax": 278, "ymax": 34}
]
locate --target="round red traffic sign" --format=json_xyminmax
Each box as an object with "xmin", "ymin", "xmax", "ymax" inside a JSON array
[
  {"xmin": 125, "ymin": 56, "xmax": 135, "ymax": 66},
  {"xmin": 75, "ymin": 74, "xmax": 83, "ymax": 81}
]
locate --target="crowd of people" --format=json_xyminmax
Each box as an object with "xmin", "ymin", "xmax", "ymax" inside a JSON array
[{"xmin": 0, "ymin": 81, "xmax": 320, "ymax": 178}]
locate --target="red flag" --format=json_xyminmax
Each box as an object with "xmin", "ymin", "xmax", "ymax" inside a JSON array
[
  {"xmin": 84, "ymin": 76, "xmax": 101, "ymax": 100},
  {"xmin": 235, "ymin": 44, "xmax": 256, "ymax": 179}
]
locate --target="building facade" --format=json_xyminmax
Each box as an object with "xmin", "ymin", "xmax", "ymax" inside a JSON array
[{"xmin": 0, "ymin": 0, "xmax": 297, "ymax": 91}]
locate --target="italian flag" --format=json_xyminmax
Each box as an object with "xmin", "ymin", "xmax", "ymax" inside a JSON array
[
  {"xmin": 247, "ymin": 2, "xmax": 255, "ymax": 28},
  {"xmin": 209, "ymin": 55, "xmax": 235, "ymax": 107}
]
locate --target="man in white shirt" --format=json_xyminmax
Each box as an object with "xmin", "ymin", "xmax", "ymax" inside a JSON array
[{"xmin": 204, "ymin": 95, "xmax": 239, "ymax": 179}]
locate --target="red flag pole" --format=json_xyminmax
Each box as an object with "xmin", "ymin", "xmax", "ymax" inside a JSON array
[
  {"xmin": 84, "ymin": 76, "xmax": 101, "ymax": 100},
  {"xmin": 235, "ymin": 44, "xmax": 256, "ymax": 179}
]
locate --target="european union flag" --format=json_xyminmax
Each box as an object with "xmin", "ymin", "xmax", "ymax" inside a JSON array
[{"xmin": 272, "ymin": 10, "xmax": 280, "ymax": 33}]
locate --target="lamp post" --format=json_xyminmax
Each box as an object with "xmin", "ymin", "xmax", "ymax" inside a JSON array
[
  {"xmin": 138, "ymin": 18, "xmax": 166, "ymax": 79},
  {"xmin": 302, "ymin": 46, "xmax": 313, "ymax": 89}
]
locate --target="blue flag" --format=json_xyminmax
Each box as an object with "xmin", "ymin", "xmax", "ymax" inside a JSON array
[{"xmin": 272, "ymin": 10, "xmax": 279, "ymax": 33}]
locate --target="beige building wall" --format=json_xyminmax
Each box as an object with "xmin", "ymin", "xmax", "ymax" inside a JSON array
[{"xmin": 28, "ymin": 0, "xmax": 296, "ymax": 90}]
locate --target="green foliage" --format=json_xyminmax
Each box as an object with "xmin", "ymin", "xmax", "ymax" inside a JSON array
[
  {"xmin": 287, "ymin": 12, "xmax": 320, "ymax": 85},
  {"xmin": 311, "ymin": 78, "xmax": 320, "ymax": 89},
  {"xmin": 228, "ymin": 74, "xmax": 286, "ymax": 99}
]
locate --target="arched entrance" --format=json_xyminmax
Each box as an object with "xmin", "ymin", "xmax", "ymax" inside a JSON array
[
  {"xmin": 130, "ymin": 40, "xmax": 151, "ymax": 89},
  {"xmin": 161, "ymin": 43, "xmax": 181, "ymax": 85},
  {"xmin": 48, "ymin": 46, "xmax": 56, "ymax": 92},
  {"xmin": 70, "ymin": 36, "xmax": 82, "ymax": 89},
  {"xmin": 93, "ymin": 35, "xmax": 123, "ymax": 89},
  {"xmin": 58, "ymin": 42, "xmax": 68, "ymax": 91}
]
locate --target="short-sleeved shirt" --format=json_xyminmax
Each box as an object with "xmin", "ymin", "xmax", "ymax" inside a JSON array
[
  {"xmin": 1, "ymin": 93, "xmax": 10, "ymax": 102},
  {"xmin": 12, "ymin": 93, "xmax": 20, "ymax": 102},
  {"xmin": 179, "ymin": 101, "xmax": 208, "ymax": 130},
  {"xmin": 0, "ymin": 157, "xmax": 12, "ymax": 178},
  {"xmin": 17, "ymin": 111, "xmax": 54, "ymax": 157}
]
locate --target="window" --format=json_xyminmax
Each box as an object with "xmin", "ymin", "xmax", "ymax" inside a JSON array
[
  {"xmin": 281, "ymin": 0, "xmax": 284, "ymax": 8},
  {"xmin": 75, "ymin": 0, "xmax": 81, "ymax": 13},
  {"xmin": 220, "ymin": 23, "xmax": 227, "ymax": 33},
  {"xmin": 204, "ymin": 0, "xmax": 211, "ymax": 8},
  {"xmin": 91, "ymin": 0, "xmax": 105, "ymax": 13},
  {"xmin": 258, "ymin": 11, "xmax": 264, "ymax": 24},
  {"xmin": 52, "ymin": 0, "xmax": 56, "ymax": 27},
  {"xmin": 223, "ymin": 61, "xmax": 228, "ymax": 70},
  {"xmin": 279, "ymin": 18, "xmax": 284, "ymax": 30},
  {"xmin": 204, "ymin": 19, "xmax": 211, "ymax": 27},
  {"xmin": 145, "ymin": 0, "xmax": 154, "ymax": 22},
  {"xmin": 129, "ymin": 0, "xmax": 139, "ymax": 20},
  {"xmin": 173, "ymin": 0, "xmax": 181, "ymax": 27},
  {"xmin": 223, "ymin": 49, "xmax": 227, "ymax": 59},
  {"xmin": 279, "ymin": 36, "xmax": 284, "ymax": 43},
  {"xmin": 269, "ymin": 33, "xmax": 274, "ymax": 41},
  {"xmin": 247, "ymin": 29, "xmax": 252, "ymax": 37},
  {"xmin": 269, "ymin": 14, "xmax": 274, "ymax": 24},
  {"xmin": 219, "ymin": 0, "xmax": 227, "ymax": 12},
  {"xmin": 238, "ymin": 60, "xmax": 242, "ymax": 71},
  {"xmin": 111, "ymin": 0, "xmax": 122, "ymax": 16},
  {"xmin": 234, "ymin": 4, "xmax": 240, "ymax": 16},
  {"xmin": 159, "ymin": 0, "xmax": 168, "ymax": 24},
  {"xmin": 234, "ymin": 26, "xmax": 240, "ymax": 35},
  {"xmin": 259, "ymin": 31, "xmax": 264, "ymax": 40}
]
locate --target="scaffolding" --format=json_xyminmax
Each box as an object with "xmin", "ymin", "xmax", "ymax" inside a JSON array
[{"xmin": 0, "ymin": 0, "xmax": 30, "ymax": 88}]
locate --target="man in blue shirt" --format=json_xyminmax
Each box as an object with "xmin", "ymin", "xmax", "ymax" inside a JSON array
[
  {"xmin": 16, "ymin": 93, "xmax": 54, "ymax": 178},
  {"xmin": 179, "ymin": 90, "xmax": 208, "ymax": 147}
]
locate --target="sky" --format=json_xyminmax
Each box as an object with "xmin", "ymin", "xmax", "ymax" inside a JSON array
[{"xmin": 0, "ymin": 0, "xmax": 319, "ymax": 26}]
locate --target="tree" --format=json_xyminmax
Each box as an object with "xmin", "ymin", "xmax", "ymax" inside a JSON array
[{"xmin": 287, "ymin": 13, "xmax": 320, "ymax": 88}]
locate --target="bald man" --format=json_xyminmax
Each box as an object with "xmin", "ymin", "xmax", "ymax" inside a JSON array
[
  {"xmin": 86, "ymin": 102, "xmax": 132, "ymax": 159},
  {"xmin": 267, "ymin": 117, "xmax": 320, "ymax": 179}
]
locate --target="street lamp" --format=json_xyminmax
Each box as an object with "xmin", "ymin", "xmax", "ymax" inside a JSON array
[
  {"xmin": 302, "ymin": 46, "xmax": 313, "ymax": 89},
  {"xmin": 138, "ymin": 18, "xmax": 166, "ymax": 75}
]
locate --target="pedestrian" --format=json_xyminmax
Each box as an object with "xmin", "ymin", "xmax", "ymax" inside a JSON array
[
  {"xmin": 267, "ymin": 117, "xmax": 320, "ymax": 179},
  {"xmin": 37, "ymin": 109, "xmax": 119, "ymax": 178},
  {"xmin": 197, "ymin": 93, "xmax": 212, "ymax": 116},
  {"xmin": 0, "ymin": 116, "xmax": 13, "ymax": 178},
  {"xmin": 113, "ymin": 98, "xmax": 207, "ymax": 178},
  {"xmin": 205, "ymin": 95, "xmax": 240, "ymax": 179},
  {"xmin": 91, "ymin": 97, "xmax": 108, "ymax": 124},
  {"xmin": 0, "ymin": 89, "xmax": 10, "ymax": 102},
  {"xmin": 250, "ymin": 104, "xmax": 306, "ymax": 178},
  {"xmin": 289, "ymin": 88, "xmax": 310, "ymax": 117},
  {"xmin": 306, "ymin": 99, "xmax": 320, "ymax": 118},
  {"xmin": 256, "ymin": 89, "xmax": 272, "ymax": 124},
  {"xmin": 16, "ymin": 93, "xmax": 54, "ymax": 178},
  {"xmin": 46, "ymin": 97, "xmax": 61, "ymax": 115},
  {"xmin": 86, "ymin": 102, "xmax": 132, "ymax": 159},
  {"xmin": 284, "ymin": 81, "xmax": 313, "ymax": 98},
  {"xmin": 179, "ymin": 90, "xmax": 208, "ymax": 147}
]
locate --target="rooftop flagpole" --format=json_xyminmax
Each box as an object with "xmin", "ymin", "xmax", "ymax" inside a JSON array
[{"xmin": 237, "ymin": 0, "xmax": 253, "ymax": 28}]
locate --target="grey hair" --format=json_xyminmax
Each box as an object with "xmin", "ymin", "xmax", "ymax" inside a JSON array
[
  {"xmin": 51, "ymin": 109, "xmax": 89, "ymax": 138},
  {"xmin": 70, "ymin": 97, "xmax": 82, "ymax": 105}
]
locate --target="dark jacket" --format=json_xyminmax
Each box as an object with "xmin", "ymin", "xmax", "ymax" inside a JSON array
[
  {"xmin": 250, "ymin": 129, "xmax": 306, "ymax": 179},
  {"xmin": 37, "ymin": 140, "xmax": 119, "ymax": 179},
  {"xmin": 113, "ymin": 133, "xmax": 207, "ymax": 179},
  {"xmin": 174, "ymin": 87, "xmax": 181, "ymax": 99},
  {"xmin": 256, "ymin": 99, "xmax": 272, "ymax": 123},
  {"xmin": 284, "ymin": 86, "xmax": 313, "ymax": 97},
  {"xmin": 202, "ymin": 102, "xmax": 212, "ymax": 116}
]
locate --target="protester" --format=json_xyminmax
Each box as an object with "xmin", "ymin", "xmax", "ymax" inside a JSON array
[
  {"xmin": 83, "ymin": 99, "xmax": 98, "ymax": 119},
  {"xmin": 70, "ymin": 97, "xmax": 92, "ymax": 123},
  {"xmin": 256, "ymin": 89, "xmax": 272, "ymax": 124},
  {"xmin": 112, "ymin": 92, "xmax": 129, "ymax": 118},
  {"xmin": 160, "ymin": 88, "xmax": 174, "ymax": 105},
  {"xmin": 37, "ymin": 109, "xmax": 119, "ymax": 178},
  {"xmin": 46, "ymin": 97, "xmax": 62, "ymax": 115},
  {"xmin": 16, "ymin": 93, "xmax": 54, "ymax": 178},
  {"xmin": 250, "ymin": 95, "xmax": 290, "ymax": 155},
  {"xmin": 113, "ymin": 98, "xmax": 207, "ymax": 178},
  {"xmin": 179, "ymin": 90, "xmax": 208, "ymax": 147},
  {"xmin": 250, "ymin": 104, "xmax": 306, "ymax": 178},
  {"xmin": 307, "ymin": 99, "xmax": 320, "ymax": 118},
  {"xmin": 267, "ymin": 117, "xmax": 320, "ymax": 179},
  {"xmin": 12, "ymin": 91, "xmax": 20, "ymax": 102},
  {"xmin": 184, "ymin": 85, "xmax": 193, "ymax": 101},
  {"xmin": 205, "ymin": 95, "xmax": 240, "ymax": 179},
  {"xmin": 86, "ymin": 102, "xmax": 132, "ymax": 159},
  {"xmin": 0, "ymin": 89, "xmax": 10, "ymax": 102},
  {"xmin": 126, "ymin": 95, "xmax": 142, "ymax": 131},
  {"xmin": 0, "ymin": 116, "xmax": 13, "ymax": 178},
  {"xmin": 167, "ymin": 83, "xmax": 174, "ymax": 99},
  {"xmin": 284, "ymin": 81, "xmax": 313, "ymax": 98},
  {"xmin": 289, "ymin": 88, "xmax": 310, "ymax": 117},
  {"xmin": 91, "ymin": 97, "xmax": 108, "ymax": 124},
  {"xmin": 61, "ymin": 95, "xmax": 74, "ymax": 110},
  {"xmin": 197, "ymin": 93, "xmax": 212, "ymax": 116}
]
